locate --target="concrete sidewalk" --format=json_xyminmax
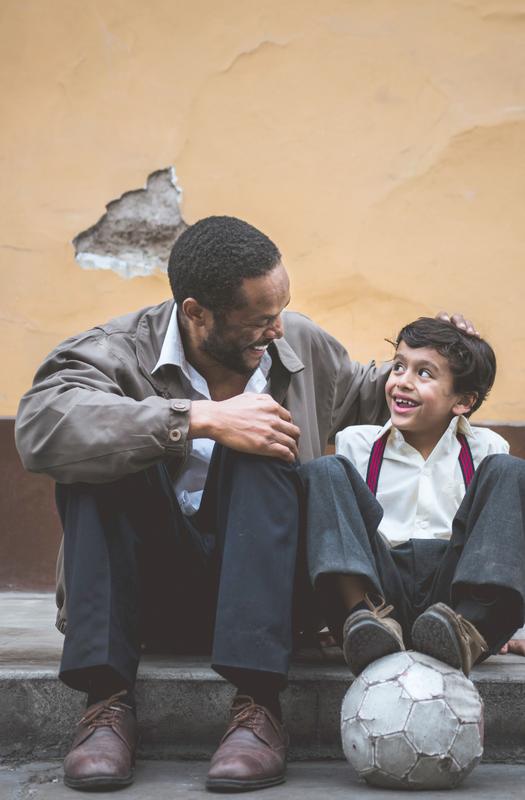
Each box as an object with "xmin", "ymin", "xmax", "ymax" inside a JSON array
[
  {"xmin": 2, "ymin": 761, "xmax": 525, "ymax": 800},
  {"xmin": 2, "ymin": 593, "xmax": 525, "ymax": 764}
]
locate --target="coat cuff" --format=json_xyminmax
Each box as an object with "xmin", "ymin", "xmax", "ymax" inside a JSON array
[{"xmin": 164, "ymin": 398, "xmax": 191, "ymax": 454}]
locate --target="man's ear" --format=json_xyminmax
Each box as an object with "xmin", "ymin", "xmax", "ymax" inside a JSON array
[
  {"xmin": 181, "ymin": 297, "xmax": 208, "ymax": 327},
  {"xmin": 452, "ymin": 393, "xmax": 478, "ymax": 416}
]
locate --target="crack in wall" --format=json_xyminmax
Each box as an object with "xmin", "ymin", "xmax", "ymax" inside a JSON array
[{"xmin": 73, "ymin": 167, "xmax": 186, "ymax": 278}]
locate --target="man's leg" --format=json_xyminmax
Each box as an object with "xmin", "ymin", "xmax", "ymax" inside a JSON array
[
  {"xmin": 413, "ymin": 454, "xmax": 525, "ymax": 672},
  {"xmin": 201, "ymin": 447, "xmax": 302, "ymax": 792},
  {"xmin": 56, "ymin": 464, "xmax": 214, "ymax": 789}
]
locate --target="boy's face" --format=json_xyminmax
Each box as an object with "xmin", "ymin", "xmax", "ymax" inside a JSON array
[{"xmin": 385, "ymin": 341, "xmax": 474, "ymax": 438}]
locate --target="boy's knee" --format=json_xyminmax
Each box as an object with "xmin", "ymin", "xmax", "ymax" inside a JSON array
[
  {"xmin": 300, "ymin": 454, "xmax": 347, "ymax": 480},
  {"xmin": 482, "ymin": 453, "xmax": 525, "ymax": 479}
]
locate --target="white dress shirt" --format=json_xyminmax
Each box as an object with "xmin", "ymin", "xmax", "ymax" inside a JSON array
[
  {"xmin": 153, "ymin": 304, "xmax": 272, "ymax": 515},
  {"xmin": 335, "ymin": 415, "xmax": 509, "ymax": 547}
]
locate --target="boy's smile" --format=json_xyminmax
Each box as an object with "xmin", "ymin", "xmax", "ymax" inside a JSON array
[{"xmin": 385, "ymin": 341, "xmax": 474, "ymax": 457}]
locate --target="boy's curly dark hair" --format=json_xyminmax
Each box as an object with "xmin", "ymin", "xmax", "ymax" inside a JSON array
[
  {"xmin": 168, "ymin": 216, "xmax": 281, "ymax": 313},
  {"xmin": 395, "ymin": 317, "xmax": 496, "ymax": 415}
]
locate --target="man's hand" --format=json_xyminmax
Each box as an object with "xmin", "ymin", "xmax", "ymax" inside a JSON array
[
  {"xmin": 190, "ymin": 394, "xmax": 301, "ymax": 463},
  {"xmin": 436, "ymin": 311, "xmax": 480, "ymax": 337},
  {"xmin": 499, "ymin": 639, "xmax": 525, "ymax": 657}
]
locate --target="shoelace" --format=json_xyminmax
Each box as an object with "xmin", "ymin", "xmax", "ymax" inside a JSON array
[
  {"xmin": 455, "ymin": 613, "xmax": 488, "ymax": 654},
  {"xmin": 364, "ymin": 592, "xmax": 395, "ymax": 619},
  {"xmin": 78, "ymin": 690, "xmax": 130, "ymax": 730},
  {"xmin": 229, "ymin": 696, "xmax": 280, "ymax": 736}
]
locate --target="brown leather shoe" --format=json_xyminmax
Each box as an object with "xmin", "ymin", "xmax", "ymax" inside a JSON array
[
  {"xmin": 206, "ymin": 695, "xmax": 288, "ymax": 792},
  {"xmin": 343, "ymin": 594, "xmax": 405, "ymax": 676},
  {"xmin": 63, "ymin": 691, "xmax": 137, "ymax": 790},
  {"xmin": 412, "ymin": 602, "xmax": 488, "ymax": 675}
]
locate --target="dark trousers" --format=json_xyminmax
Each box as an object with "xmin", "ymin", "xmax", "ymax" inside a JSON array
[
  {"xmin": 56, "ymin": 447, "xmax": 309, "ymax": 694},
  {"xmin": 300, "ymin": 453, "xmax": 525, "ymax": 652}
]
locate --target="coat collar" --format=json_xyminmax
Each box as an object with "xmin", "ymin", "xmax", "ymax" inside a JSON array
[{"xmin": 135, "ymin": 301, "xmax": 305, "ymax": 398}]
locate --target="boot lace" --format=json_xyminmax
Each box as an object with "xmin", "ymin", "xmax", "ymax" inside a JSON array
[
  {"xmin": 364, "ymin": 592, "xmax": 395, "ymax": 619},
  {"xmin": 456, "ymin": 613, "xmax": 488, "ymax": 654}
]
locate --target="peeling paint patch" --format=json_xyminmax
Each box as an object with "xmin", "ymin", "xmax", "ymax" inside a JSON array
[{"xmin": 73, "ymin": 167, "xmax": 186, "ymax": 278}]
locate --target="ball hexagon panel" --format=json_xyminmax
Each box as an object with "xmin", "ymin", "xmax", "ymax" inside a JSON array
[
  {"xmin": 374, "ymin": 732, "xmax": 418, "ymax": 777},
  {"xmin": 340, "ymin": 675, "xmax": 367, "ymax": 722},
  {"xmin": 341, "ymin": 718, "xmax": 374, "ymax": 775},
  {"xmin": 363, "ymin": 651, "xmax": 414, "ymax": 684},
  {"xmin": 399, "ymin": 661, "xmax": 444, "ymax": 700},
  {"xmin": 359, "ymin": 681, "xmax": 412, "ymax": 736},
  {"xmin": 443, "ymin": 672, "xmax": 484, "ymax": 723},
  {"xmin": 450, "ymin": 722, "xmax": 483, "ymax": 770},
  {"xmin": 408, "ymin": 754, "xmax": 463, "ymax": 789},
  {"xmin": 405, "ymin": 698, "xmax": 459, "ymax": 756}
]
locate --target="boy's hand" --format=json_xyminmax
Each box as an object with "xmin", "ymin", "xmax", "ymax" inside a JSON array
[
  {"xmin": 436, "ymin": 312, "xmax": 480, "ymax": 337},
  {"xmin": 499, "ymin": 639, "xmax": 525, "ymax": 657}
]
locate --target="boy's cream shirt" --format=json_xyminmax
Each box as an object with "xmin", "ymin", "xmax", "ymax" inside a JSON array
[
  {"xmin": 336, "ymin": 415, "xmax": 525, "ymax": 639},
  {"xmin": 335, "ymin": 415, "xmax": 509, "ymax": 547}
]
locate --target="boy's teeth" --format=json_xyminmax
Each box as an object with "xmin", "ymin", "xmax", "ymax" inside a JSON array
[{"xmin": 396, "ymin": 398, "xmax": 417, "ymax": 407}]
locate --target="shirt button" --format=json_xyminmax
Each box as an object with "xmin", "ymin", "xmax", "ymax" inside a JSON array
[
  {"xmin": 169, "ymin": 428, "xmax": 182, "ymax": 442},
  {"xmin": 171, "ymin": 400, "xmax": 189, "ymax": 412},
  {"xmin": 419, "ymin": 520, "xmax": 429, "ymax": 529}
]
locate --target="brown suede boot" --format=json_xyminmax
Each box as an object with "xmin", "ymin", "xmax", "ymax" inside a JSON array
[
  {"xmin": 342, "ymin": 594, "xmax": 405, "ymax": 676},
  {"xmin": 412, "ymin": 602, "xmax": 488, "ymax": 675}
]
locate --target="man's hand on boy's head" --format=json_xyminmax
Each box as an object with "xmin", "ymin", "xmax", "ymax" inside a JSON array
[
  {"xmin": 436, "ymin": 311, "xmax": 480, "ymax": 337},
  {"xmin": 500, "ymin": 639, "xmax": 525, "ymax": 657}
]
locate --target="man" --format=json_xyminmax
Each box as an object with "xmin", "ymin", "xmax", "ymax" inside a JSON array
[{"xmin": 15, "ymin": 215, "xmax": 474, "ymax": 792}]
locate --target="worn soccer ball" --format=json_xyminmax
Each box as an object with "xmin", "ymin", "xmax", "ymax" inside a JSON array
[{"xmin": 341, "ymin": 651, "xmax": 484, "ymax": 789}]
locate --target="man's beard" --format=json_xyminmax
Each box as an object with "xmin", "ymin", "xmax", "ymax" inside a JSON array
[{"xmin": 200, "ymin": 323, "xmax": 256, "ymax": 376}]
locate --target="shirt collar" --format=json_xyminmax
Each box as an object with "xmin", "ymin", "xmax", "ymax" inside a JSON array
[
  {"xmin": 152, "ymin": 303, "xmax": 272, "ymax": 389},
  {"xmin": 376, "ymin": 414, "xmax": 474, "ymax": 447},
  {"xmin": 152, "ymin": 302, "xmax": 189, "ymax": 376}
]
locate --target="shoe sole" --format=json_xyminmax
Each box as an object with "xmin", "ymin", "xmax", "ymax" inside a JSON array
[
  {"xmin": 64, "ymin": 771, "xmax": 134, "ymax": 790},
  {"xmin": 206, "ymin": 774, "xmax": 285, "ymax": 792},
  {"xmin": 343, "ymin": 616, "xmax": 403, "ymax": 676},
  {"xmin": 412, "ymin": 605, "xmax": 463, "ymax": 671}
]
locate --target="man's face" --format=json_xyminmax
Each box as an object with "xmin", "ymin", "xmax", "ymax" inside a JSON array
[
  {"xmin": 385, "ymin": 341, "xmax": 472, "ymax": 439},
  {"xmin": 201, "ymin": 262, "xmax": 291, "ymax": 375}
]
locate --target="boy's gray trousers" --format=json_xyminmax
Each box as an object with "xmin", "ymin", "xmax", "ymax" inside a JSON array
[{"xmin": 300, "ymin": 453, "xmax": 525, "ymax": 652}]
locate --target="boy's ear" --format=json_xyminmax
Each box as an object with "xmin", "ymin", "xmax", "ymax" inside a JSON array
[{"xmin": 452, "ymin": 393, "xmax": 478, "ymax": 416}]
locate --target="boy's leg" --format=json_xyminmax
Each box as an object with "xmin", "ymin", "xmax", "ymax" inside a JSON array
[
  {"xmin": 299, "ymin": 455, "xmax": 410, "ymax": 674},
  {"xmin": 413, "ymin": 454, "xmax": 525, "ymax": 672}
]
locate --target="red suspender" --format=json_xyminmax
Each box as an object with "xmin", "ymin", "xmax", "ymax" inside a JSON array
[
  {"xmin": 366, "ymin": 430, "xmax": 475, "ymax": 496},
  {"xmin": 365, "ymin": 432, "xmax": 389, "ymax": 496},
  {"xmin": 456, "ymin": 433, "xmax": 475, "ymax": 488}
]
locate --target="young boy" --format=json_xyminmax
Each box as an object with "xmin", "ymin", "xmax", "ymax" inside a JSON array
[{"xmin": 300, "ymin": 317, "xmax": 525, "ymax": 676}]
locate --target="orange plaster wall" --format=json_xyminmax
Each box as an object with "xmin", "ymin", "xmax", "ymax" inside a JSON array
[{"xmin": 1, "ymin": 0, "xmax": 524, "ymax": 420}]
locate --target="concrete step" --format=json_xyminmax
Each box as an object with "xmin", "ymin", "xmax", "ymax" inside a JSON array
[
  {"xmin": 2, "ymin": 760, "xmax": 525, "ymax": 800},
  {"xmin": 2, "ymin": 593, "xmax": 525, "ymax": 764}
]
